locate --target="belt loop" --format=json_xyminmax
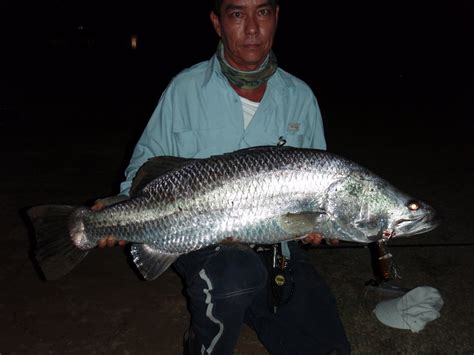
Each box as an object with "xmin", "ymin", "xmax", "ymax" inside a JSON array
[{"xmin": 280, "ymin": 241, "xmax": 291, "ymax": 260}]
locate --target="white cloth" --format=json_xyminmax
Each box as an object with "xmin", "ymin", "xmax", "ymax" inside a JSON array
[
  {"xmin": 240, "ymin": 96, "xmax": 260, "ymax": 129},
  {"xmin": 374, "ymin": 286, "xmax": 444, "ymax": 333}
]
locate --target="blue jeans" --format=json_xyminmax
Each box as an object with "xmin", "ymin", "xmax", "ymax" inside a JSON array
[{"xmin": 174, "ymin": 242, "xmax": 351, "ymax": 355}]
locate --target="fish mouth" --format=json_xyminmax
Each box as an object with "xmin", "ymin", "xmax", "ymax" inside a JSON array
[
  {"xmin": 395, "ymin": 216, "xmax": 424, "ymax": 227},
  {"xmin": 394, "ymin": 213, "xmax": 440, "ymax": 237}
]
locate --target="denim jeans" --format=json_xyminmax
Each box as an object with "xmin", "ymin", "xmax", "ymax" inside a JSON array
[{"xmin": 174, "ymin": 242, "xmax": 351, "ymax": 355}]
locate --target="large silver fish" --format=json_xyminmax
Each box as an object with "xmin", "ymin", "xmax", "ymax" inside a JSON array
[{"xmin": 28, "ymin": 146, "xmax": 438, "ymax": 280}]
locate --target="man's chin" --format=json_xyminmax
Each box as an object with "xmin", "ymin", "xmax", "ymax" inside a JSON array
[{"xmin": 238, "ymin": 55, "xmax": 267, "ymax": 70}]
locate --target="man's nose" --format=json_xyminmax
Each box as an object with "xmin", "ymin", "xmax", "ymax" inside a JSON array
[{"xmin": 246, "ymin": 15, "xmax": 259, "ymax": 35}]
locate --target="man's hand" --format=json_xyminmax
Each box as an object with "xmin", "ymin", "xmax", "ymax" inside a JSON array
[
  {"xmin": 92, "ymin": 199, "xmax": 127, "ymax": 248},
  {"xmin": 96, "ymin": 236, "xmax": 127, "ymax": 248},
  {"xmin": 302, "ymin": 232, "xmax": 339, "ymax": 246}
]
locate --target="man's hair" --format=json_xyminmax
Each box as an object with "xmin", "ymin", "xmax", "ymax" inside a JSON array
[{"xmin": 211, "ymin": 0, "xmax": 279, "ymax": 16}]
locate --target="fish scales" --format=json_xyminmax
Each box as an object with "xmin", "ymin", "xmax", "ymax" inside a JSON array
[
  {"xmin": 96, "ymin": 149, "xmax": 343, "ymax": 249},
  {"xmin": 27, "ymin": 146, "xmax": 438, "ymax": 280}
]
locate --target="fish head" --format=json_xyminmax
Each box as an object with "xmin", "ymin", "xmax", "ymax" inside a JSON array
[
  {"xmin": 325, "ymin": 172, "xmax": 439, "ymax": 243},
  {"xmin": 383, "ymin": 191, "xmax": 439, "ymax": 239}
]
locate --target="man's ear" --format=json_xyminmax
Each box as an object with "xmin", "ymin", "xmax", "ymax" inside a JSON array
[{"xmin": 210, "ymin": 11, "xmax": 222, "ymax": 37}]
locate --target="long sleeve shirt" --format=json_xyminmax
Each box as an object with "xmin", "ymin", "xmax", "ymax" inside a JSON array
[{"xmin": 119, "ymin": 54, "xmax": 327, "ymax": 196}]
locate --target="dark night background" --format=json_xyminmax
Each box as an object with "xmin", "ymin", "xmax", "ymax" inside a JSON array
[
  {"xmin": 2, "ymin": 0, "xmax": 472, "ymax": 186},
  {"xmin": 1, "ymin": 1, "xmax": 473, "ymax": 354},
  {"xmin": 3, "ymin": 1, "xmax": 472, "ymax": 129}
]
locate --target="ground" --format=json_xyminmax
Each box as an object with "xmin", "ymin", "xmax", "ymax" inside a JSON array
[{"xmin": 0, "ymin": 94, "xmax": 472, "ymax": 354}]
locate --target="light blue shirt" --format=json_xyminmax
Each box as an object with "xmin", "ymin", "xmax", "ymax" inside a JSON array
[{"xmin": 120, "ymin": 54, "xmax": 326, "ymax": 196}]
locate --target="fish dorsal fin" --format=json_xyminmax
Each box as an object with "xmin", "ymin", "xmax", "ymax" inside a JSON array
[
  {"xmin": 279, "ymin": 211, "xmax": 329, "ymax": 236},
  {"xmin": 130, "ymin": 156, "xmax": 194, "ymax": 197},
  {"xmin": 220, "ymin": 145, "xmax": 325, "ymax": 156},
  {"xmin": 221, "ymin": 145, "xmax": 287, "ymax": 156},
  {"xmin": 130, "ymin": 244, "xmax": 180, "ymax": 280}
]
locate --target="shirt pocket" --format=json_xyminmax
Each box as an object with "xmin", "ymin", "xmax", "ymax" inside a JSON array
[
  {"xmin": 284, "ymin": 122, "xmax": 306, "ymax": 148},
  {"xmin": 173, "ymin": 130, "xmax": 198, "ymax": 157},
  {"xmin": 284, "ymin": 131, "xmax": 305, "ymax": 148},
  {"xmin": 244, "ymin": 126, "xmax": 281, "ymax": 147},
  {"xmin": 174, "ymin": 126, "xmax": 239, "ymax": 158},
  {"xmin": 194, "ymin": 126, "xmax": 242, "ymax": 157}
]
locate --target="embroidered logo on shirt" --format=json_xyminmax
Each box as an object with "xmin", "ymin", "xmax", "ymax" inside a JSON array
[{"xmin": 288, "ymin": 122, "xmax": 300, "ymax": 132}]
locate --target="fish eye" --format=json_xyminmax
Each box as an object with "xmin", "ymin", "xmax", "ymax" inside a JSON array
[{"xmin": 407, "ymin": 200, "xmax": 420, "ymax": 211}]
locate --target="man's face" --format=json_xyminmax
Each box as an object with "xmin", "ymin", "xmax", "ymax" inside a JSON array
[{"xmin": 211, "ymin": 0, "xmax": 279, "ymax": 71}]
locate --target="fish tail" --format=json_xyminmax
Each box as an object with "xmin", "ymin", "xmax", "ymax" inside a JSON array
[{"xmin": 27, "ymin": 205, "xmax": 91, "ymax": 280}]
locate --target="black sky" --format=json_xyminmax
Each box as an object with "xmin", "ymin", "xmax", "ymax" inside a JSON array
[{"xmin": 3, "ymin": 1, "xmax": 473, "ymax": 107}]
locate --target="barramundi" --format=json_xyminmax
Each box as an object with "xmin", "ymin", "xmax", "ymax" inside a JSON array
[{"xmin": 27, "ymin": 146, "xmax": 438, "ymax": 280}]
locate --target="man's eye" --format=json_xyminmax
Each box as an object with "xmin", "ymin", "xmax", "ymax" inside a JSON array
[
  {"xmin": 258, "ymin": 9, "xmax": 270, "ymax": 16},
  {"xmin": 232, "ymin": 11, "xmax": 242, "ymax": 18}
]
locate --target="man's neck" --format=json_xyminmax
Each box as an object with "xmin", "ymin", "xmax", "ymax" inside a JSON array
[{"xmin": 231, "ymin": 82, "xmax": 267, "ymax": 102}]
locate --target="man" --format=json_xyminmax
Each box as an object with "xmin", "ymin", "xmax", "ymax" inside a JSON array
[{"xmin": 96, "ymin": 0, "xmax": 351, "ymax": 353}]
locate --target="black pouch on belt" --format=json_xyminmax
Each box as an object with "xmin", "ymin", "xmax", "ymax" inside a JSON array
[{"xmin": 263, "ymin": 243, "xmax": 295, "ymax": 313}]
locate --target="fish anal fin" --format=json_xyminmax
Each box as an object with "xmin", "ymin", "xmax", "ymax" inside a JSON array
[
  {"xmin": 130, "ymin": 244, "xmax": 180, "ymax": 280},
  {"xmin": 279, "ymin": 211, "xmax": 328, "ymax": 236}
]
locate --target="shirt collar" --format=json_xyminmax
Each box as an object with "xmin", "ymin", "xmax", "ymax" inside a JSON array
[{"xmin": 202, "ymin": 54, "xmax": 224, "ymax": 88}]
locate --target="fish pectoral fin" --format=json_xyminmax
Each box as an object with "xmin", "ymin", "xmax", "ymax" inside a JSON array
[
  {"xmin": 279, "ymin": 211, "xmax": 328, "ymax": 236},
  {"xmin": 130, "ymin": 244, "xmax": 180, "ymax": 281}
]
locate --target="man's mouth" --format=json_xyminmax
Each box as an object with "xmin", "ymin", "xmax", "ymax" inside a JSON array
[{"xmin": 243, "ymin": 43, "xmax": 260, "ymax": 48}]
